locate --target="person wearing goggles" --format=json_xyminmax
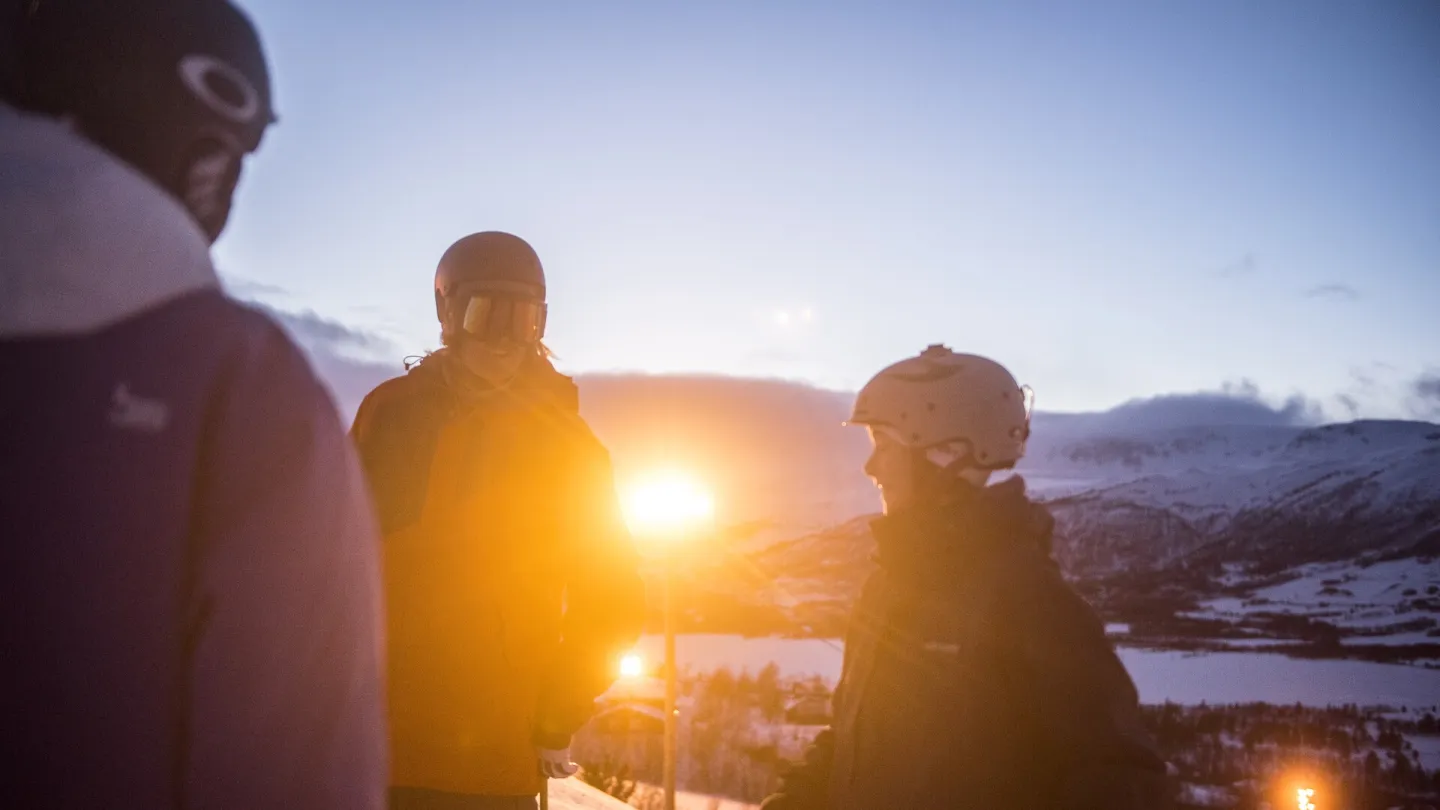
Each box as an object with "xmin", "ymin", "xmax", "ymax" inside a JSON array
[{"xmin": 350, "ymin": 232, "xmax": 645, "ymax": 809}]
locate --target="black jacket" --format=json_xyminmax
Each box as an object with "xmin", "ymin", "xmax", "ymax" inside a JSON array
[
  {"xmin": 351, "ymin": 350, "xmax": 644, "ymax": 795},
  {"xmin": 768, "ymin": 478, "xmax": 1169, "ymax": 810}
]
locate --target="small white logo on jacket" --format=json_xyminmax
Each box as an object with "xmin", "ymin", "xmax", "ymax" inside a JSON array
[{"xmin": 108, "ymin": 384, "xmax": 170, "ymax": 433}]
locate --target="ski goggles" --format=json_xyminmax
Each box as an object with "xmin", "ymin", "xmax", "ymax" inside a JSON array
[{"xmin": 459, "ymin": 293, "xmax": 548, "ymax": 344}]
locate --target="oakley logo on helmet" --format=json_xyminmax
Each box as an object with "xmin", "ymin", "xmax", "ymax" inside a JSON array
[{"xmin": 178, "ymin": 54, "xmax": 262, "ymax": 125}]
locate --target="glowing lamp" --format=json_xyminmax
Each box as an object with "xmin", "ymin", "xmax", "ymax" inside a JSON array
[
  {"xmin": 621, "ymin": 471, "xmax": 714, "ymax": 537},
  {"xmin": 619, "ymin": 653, "xmax": 644, "ymax": 679}
]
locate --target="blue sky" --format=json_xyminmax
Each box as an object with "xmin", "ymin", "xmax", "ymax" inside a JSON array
[{"xmin": 217, "ymin": 0, "xmax": 1439, "ymax": 418}]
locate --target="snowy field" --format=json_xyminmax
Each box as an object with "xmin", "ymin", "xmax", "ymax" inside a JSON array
[
  {"xmin": 546, "ymin": 780, "xmax": 758, "ymax": 810},
  {"xmin": 634, "ymin": 634, "xmax": 1440, "ymax": 708},
  {"xmin": 1189, "ymin": 558, "xmax": 1440, "ymax": 645}
]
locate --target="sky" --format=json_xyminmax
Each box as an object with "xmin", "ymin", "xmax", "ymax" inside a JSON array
[{"xmin": 217, "ymin": 0, "xmax": 1440, "ymax": 420}]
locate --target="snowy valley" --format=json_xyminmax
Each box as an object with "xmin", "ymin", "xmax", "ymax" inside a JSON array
[{"xmin": 647, "ymin": 414, "xmax": 1440, "ymax": 664}]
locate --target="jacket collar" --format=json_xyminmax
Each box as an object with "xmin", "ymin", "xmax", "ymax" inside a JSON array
[{"xmin": 0, "ymin": 104, "xmax": 216, "ymax": 338}]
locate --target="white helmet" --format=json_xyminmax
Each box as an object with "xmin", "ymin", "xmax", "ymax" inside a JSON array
[{"xmin": 848, "ymin": 345, "xmax": 1032, "ymax": 469}]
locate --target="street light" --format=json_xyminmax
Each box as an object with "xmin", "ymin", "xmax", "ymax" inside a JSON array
[
  {"xmin": 622, "ymin": 470, "xmax": 714, "ymax": 810},
  {"xmin": 619, "ymin": 653, "xmax": 645, "ymax": 679}
]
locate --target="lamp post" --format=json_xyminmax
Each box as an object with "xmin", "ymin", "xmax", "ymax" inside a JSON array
[{"xmin": 621, "ymin": 472, "xmax": 714, "ymax": 810}]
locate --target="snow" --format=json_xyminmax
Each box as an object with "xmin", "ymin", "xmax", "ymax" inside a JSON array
[
  {"xmin": 1191, "ymin": 559, "xmax": 1440, "ymax": 644},
  {"xmin": 1177, "ymin": 782, "xmax": 1238, "ymax": 807},
  {"xmin": 1407, "ymin": 735, "xmax": 1440, "ymax": 770},
  {"xmin": 621, "ymin": 417, "xmax": 1435, "ymax": 539},
  {"xmin": 1115, "ymin": 649, "xmax": 1440, "ymax": 706},
  {"xmin": 545, "ymin": 777, "xmax": 639, "ymax": 809},
  {"xmin": 1253, "ymin": 560, "xmax": 1440, "ymax": 606},
  {"xmin": 545, "ymin": 779, "xmax": 759, "ymax": 810},
  {"xmin": 636, "ymin": 634, "xmax": 1440, "ymax": 707},
  {"xmin": 1339, "ymin": 633, "xmax": 1439, "ymax": 647},
  {"xmin": 1019, "ymin": 421, "xmax": 1440, "ymax": 519},
  {"xmin": 672, "ymin": 790, "xmax": 759, "ymax": 810},
  {"xmin": 1214, "ymin": 638, "xmax": 1305, "ymax": 649},
  {"xmin": 634, "ymin": 634, "xmax": 843, "ymax": 678}
]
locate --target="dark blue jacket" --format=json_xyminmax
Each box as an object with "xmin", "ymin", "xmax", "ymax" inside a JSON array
[{"xmin": 0, "ymin": 104, "xmax": 388, "ymax": 809}]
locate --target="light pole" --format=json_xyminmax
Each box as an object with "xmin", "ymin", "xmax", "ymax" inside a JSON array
[{"xmin": 621, "ymin": 471, "xmax": 714, "ymax": 810}]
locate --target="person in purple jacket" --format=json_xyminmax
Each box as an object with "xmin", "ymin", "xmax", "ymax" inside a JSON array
[{"xmin": 0, "ymin": 1, "xmax": 388, "ymax": 807}]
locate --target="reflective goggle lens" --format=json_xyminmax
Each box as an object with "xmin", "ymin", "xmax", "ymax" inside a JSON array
[{"xmin": 460, "ymin": 295, "xmax": 547, "ymax": 343}]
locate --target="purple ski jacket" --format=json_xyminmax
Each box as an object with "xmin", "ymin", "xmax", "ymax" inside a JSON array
[{"xmin": 0, "ymin": 104, "xmax": 389, "ymax": 809}]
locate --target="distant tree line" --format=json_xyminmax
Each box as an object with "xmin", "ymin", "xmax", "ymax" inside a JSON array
[{"xmin": 581, "ymin": 667, "xmax": 1440, "ymax": 808}]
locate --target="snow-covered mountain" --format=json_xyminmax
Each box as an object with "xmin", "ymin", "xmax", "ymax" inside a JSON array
[
  {"xmin": 1023, "ymin": 420, "xmax": 1440, "ymax": 575},
  {"xmin": 575, "ymin": 376, "xmax": 1440, "ymax": 572},
  {"xmin": 672, "ymin": 415, "xmax": 1440, "ymax": 647}
]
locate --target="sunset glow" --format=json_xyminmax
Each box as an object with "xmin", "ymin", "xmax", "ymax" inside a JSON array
[
  {"xmin": 621, "ymin": 471, "xmax": 714, "ymax": 536},
  {"xmin": 619, "ymin": 653, "xmax": 644, "ymax": 679}
]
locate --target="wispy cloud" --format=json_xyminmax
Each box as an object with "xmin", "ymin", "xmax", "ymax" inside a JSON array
[
  {"xmin": 221, "ymin": 276, "xmax": 289, "ymax": 298},
  {"xmin": 1082, "ymin": 379, "xmax": 1325, "ymax": 431},
  {"xmin": 1213, "ymin": 253, "xmax": 1258, "ymax": 279},
  {"xmin": 237, "ymin": 300, "xmax": 401, "ymax": 423},
  {"xmin": 252, "ymin": 303, "xmax": 394, "ymax": 356},
  {"xmin": 1303, "ymin": 283, "xmax": 1361, "ymax": 302},
  {"xmin": 1411, "ymin": 371, "xmax": 1440, "ymax": 420}
]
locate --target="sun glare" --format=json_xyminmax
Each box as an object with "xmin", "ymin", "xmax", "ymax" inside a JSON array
[
  {"xmin": 619, "ymin": 653, "xmax": 644, "ymax": 679},
  {"xmin": 622, "ymin": 470, "xmax": 714, "ymax": 536}
]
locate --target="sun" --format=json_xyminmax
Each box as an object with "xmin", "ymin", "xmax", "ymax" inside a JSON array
[
  {"xmin": 621, "ymin": 470, "xmax": 714, "ymax": 536},
  {"xmin": 619, "ymin": 653, "xmax": 644, "ymax": 679}
]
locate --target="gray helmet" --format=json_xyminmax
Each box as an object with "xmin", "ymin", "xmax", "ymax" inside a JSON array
[
  {"xmin": 848, "ymin": 345, "xmax": 1032, "ymax": 470},
  {"xmin": 434, "ymin": 232, "xmax": 548, "ymax": 344},
  {"xmin": 434, "ymin": 232, "xmax": 545, "ymax": 314}
]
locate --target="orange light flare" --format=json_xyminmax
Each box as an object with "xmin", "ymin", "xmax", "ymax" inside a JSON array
[
  {"xmin": 619, "ymin": 653, "xmax": 644, "ymax": 679},
  {"xmin": 1296, "ymin": 786, "xmax": 1316, "ymax": 810},
  {"xmin": 620, "ymin": 470, "xmax": 715, "ymax": 540}
]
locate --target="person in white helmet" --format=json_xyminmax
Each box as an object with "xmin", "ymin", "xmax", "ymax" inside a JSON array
[{"xmin": 760, "ymin": 346, "xmax": 1170, "ymax": 810}]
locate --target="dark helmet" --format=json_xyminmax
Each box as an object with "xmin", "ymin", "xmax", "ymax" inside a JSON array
[
  {"xmin": 11, "ymin": 0, "xmax": 275, "ymax": 242},
  {"xmin": 434, "ymin": 232, "xmax": 548, "ymax": 345}
]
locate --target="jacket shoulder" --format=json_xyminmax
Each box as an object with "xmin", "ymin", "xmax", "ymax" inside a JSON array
[
  {"xmin": 353, "ymin": 366, "xmax": 447, "ymax": 433},
  {"xmin": 527, "ymin": 356, "xmax": 580, "ymax": 413}
]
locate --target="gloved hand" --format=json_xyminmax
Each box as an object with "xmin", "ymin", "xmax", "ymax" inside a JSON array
[{"xmin": 536, "ymin": 745, "xmax": 579, "ymax": 779}]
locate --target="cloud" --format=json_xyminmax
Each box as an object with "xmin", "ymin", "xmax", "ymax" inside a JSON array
[
  {"xmin": 1331, "ymin": 362, "xmax": 1428, "ymax": 422},
  {"xmin": 243, "ymin": 301, "xmax": 403, "ymax": 423},
  {"xmin": 1214, "ymin": 253, "xmax": 1258, "ymax": 278},
  {"xmin": 1303, "ymin": 283, "xmax": 1361, "ymax": 302},
  {"xmin": 1414, "ymin": 373, "xmax": 1440, "ymax": 401},
  {"xmin": 1410, "ymin": 371, "xmax": 1440, "ymax": 420},
  {"xmin": 252, "ymin": 303, "xmax": 394, "ymax": 356},
  {"xmin": 224, "ymin": 280, "xmax": 406, "ymax": 422},
  {"xmin": 1044, "ymin": 379, "xmax": 1325, "ymax": 434},
  {"xmin": 222, "ymin": 276, "xmax": 288, "ymax": 298}
]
